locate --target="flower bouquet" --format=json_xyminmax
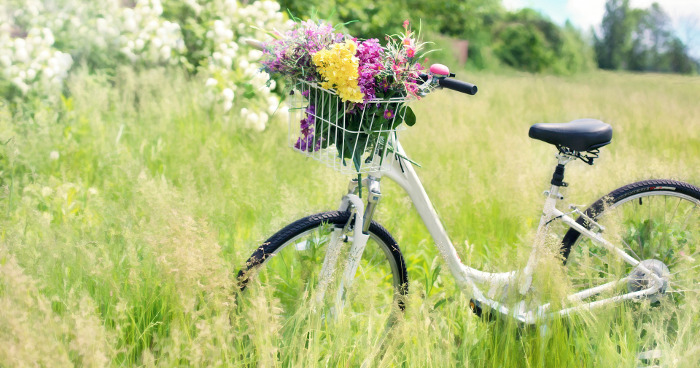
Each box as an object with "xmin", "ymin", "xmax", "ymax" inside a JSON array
[{"xmin": 261, "ymin": 20, "xmax": 432, "ymax": 173}]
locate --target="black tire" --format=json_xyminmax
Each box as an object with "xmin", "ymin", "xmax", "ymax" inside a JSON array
[
  {"xmin": 237, "ymin": 211, "xmax": 408, "ymax": 325},
  {"xmin": 560, "ymin": 179, "xmax": 700, "ymax": 348}
]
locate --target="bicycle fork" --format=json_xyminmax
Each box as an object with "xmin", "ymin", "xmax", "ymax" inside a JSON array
[{"xmin": 315, "ymin": 176, "xmax": 382, "ymax": 314}]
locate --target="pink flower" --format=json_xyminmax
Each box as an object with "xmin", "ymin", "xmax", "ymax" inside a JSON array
[
  {"xmin": 406, "ymin": 47, "xmax": 415, "ymax": 58},
  {"xmin": 403, "ymin": 20, "xmax": 409, "ymax": 29}
]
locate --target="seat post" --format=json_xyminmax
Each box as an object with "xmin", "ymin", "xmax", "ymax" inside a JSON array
[
  {"xmin": 548, "ymin": 153, "xmax": 575, "ymax": 194},
  {"xmin": 551, "ymin": 163, "xmax": 567, "ymax": 187}
]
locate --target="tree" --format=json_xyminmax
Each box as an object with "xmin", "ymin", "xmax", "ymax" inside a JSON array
[
  {"xmin": 594, "ymin": 0, "xmax": 634, "ymax": 70},
  {"xmin": 595, "ymin": 0, "xmax": 697, "ymax": 74},
  {"xmin": 493, "ymin": 9, "xmax": 558, "ymax": 72},
  {"xmin": 666, "ymin": 37, "xmax": 697, "ymax": 74},
  {"xmin": 492, "ymin": 9, "xmax": 593, "ymax": 74}
]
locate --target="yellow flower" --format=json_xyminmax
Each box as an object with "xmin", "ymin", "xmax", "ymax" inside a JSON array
[{"xmin": 312, "ymin": 40, "xmax": 364, "ymax": 103}]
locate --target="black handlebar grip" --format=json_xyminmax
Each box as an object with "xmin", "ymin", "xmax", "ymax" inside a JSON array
[
  {"xmin": 418, "ymin": 73, "xmax": 429, "ymax": 84},
  {"xmin": 439, "ymin": 78, "xmax": 478, "ymax": 95}
]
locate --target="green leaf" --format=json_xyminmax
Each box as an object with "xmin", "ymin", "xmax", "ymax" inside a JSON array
[
  {"xmin": 402, "ymin": 106, "xmax": 416, "ymax": 127},
  {"xmin": 242, "ymin": 83, "xmax": 256, "ymax": 98},
  {"xmin": 353, "ymin": 151, "xmax": 362, "ymax": 173}
]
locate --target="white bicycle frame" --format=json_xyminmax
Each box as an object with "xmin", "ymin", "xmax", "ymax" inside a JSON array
[
  {"xmin": 317, "ymin": 140, "xmax": 666, "ymax": 324},
  {"xmin": 241, "ymin": 38, "xmax": 667, "ymax": 324}
]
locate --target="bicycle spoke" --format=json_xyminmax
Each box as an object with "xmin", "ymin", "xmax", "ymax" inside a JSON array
[
  {"xmin": 669, "ymin": 264, "xmax": 700, "ymax": 276},
  {"xmin": 679, "ymin": 204, "xmax": 698, "ymax": 234},
  {"xmin": 621, "ymin": 238, "xmax": 642, "ymax": 262},
  {"xmin": 667, "ymin": 251, "xmax": 700, "ymax": 268},
  {"xmin": 568, "ymin": 260, "xmax": 616, "ymax": 278}
]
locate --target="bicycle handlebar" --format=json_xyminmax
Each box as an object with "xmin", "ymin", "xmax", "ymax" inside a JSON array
[
  {"xmin": 437, "ymin": 77, "xmax": 478, "ymax": 95},
  {"xmin": 418, "ymin": 72, "xmax": 478, "ymax": 96}
]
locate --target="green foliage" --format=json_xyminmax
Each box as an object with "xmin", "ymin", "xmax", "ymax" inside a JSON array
[
  {"xmin": 595, "ymin": 0, "xmax": 698, "ymax": 74},
  {"xmin": 493, "ymin": 10, "xmax": 557, "ymax": 73},
  {"xmin": 595, "ymin": 0, "xmax": 634, "ymax": 70},
  {"xmin": 493, "ymin": 9, "xmax": 593, "ymax": 74},
  {"xmin": 276, "ymin": 0, "xmax": 594, "ymax": 74}
]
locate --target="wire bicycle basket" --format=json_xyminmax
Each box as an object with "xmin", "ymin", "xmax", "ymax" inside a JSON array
[{"xmin": 288, "ymin": 79, "xmax": 411, "ymax": 174}]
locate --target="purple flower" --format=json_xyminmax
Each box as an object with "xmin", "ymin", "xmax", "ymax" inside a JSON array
[
  {"xmin": 294, "ymin": 135, "xmax": 323, "ymax": 152},
  {"xmin": 378, "ymin": 79, "xmax": 390, "ymax": 92},
  {"xmin": 300, "ymin": 118, "xmax": 313, "ymax": 136},
  {"xmin": 261, "ymin": 20, "xmax": 346, "ymax": 81},
  {"xmin": 294, "ymin": 136, "xmax": 310, "ymax": 151},
  {"xmin": 294, "ymin": 104, "xmax": 321, "ymax": 152},
  {"xmin": 383, "ymin": 109, "xmax": 395, "ymax": 120},
  {"xmin": 356, "ymin": 39, "xmax": 384, "ymax": 104},
  {"xmin": 305, "ymin": 104, "xmax": 316, "ymax": 116}
]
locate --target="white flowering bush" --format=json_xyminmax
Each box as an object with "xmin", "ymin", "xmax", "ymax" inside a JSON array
[
  {"xmin": 171, "ymin": 0, "xmax": 290, "ymax": 130},
  {"xmin": 1, "ymin": 0, "xmax": 122, "ymax": 71},
  {"xmin": 118, "ymin": 0, "xmax": 187, "ymax": 65},
  {"xmin": 0, "ymin": 27, "xmax": 73, "ymax": 96},
  {"xmin": 1, "ymin": 0, "xmax": 112, "ymax": 97},
  {"xmin": 0, "ymin": 0, "xmax": 288, "ymax": 130}
]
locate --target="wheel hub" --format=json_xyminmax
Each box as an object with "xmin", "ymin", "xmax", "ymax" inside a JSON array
[{"xmin": 628, "ymin": 259, "xmax": 670, "ymax": 302}]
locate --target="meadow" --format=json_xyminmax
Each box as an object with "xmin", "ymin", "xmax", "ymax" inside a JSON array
[{"xmin": 1, "ymin": 66, "xmax": 700, "ymax": 367}]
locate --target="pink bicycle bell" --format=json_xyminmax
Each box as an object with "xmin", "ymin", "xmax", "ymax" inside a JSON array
[{"xmin": 429, "ymin": 63, "xmax": 450, "ymax": 77}]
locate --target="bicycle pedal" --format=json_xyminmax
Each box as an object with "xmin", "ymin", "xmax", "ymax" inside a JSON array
[
  {"xmin": 468, "ymin": 299, "xmax": 497, "ymax": 321},
  {"xmin": 468, "ymin": 299, "xmax": 482, "ymax": 316}
]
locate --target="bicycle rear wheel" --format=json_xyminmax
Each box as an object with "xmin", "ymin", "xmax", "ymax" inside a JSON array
[
  {"xmin": 237, "ymin": 211, "xmax": 408, "ymax": 331},
  {"xmin": 561, "ymin": 180, "xmax": 700, "ymax": 352}
]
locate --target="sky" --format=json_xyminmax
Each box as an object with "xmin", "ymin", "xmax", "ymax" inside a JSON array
[{"xmin": 503, "ymin": 0, "xmax": 700, "ymax": 57}]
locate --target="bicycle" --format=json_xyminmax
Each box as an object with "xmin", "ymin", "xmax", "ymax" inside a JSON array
[{"xmin": 236, "ymin": 63, "xmax": 700, "ymax": 341}]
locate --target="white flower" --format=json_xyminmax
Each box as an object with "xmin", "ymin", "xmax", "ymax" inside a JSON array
[
  {"xmin": 38, "ymin": 49, "xmax": 51, "ymax": 61},
  {"xmin": 259, "ymin": 112, "xmax": 268, "ymax": 125},
  {"xmin": 267, "ymin": 96, "xmax": 279, "ymax": 114},
  {"xmin": 15, "ymin": 48, "xmax": 29, "ymax": 63},
  {"xmin": 14, "ymin": 38, "xmax": 26, "ymax": 49},
  {"xmin": 41, "ymin": 28, "xmax": 54, "ymax": 45},
  {"xmin": 253, "ymin": 112, "xmax": 267, "ymax": 131},
  {"xmin": 222, "ymin": 88, "xmax": 234, "ymax": 101},
  {"xmin": 49, "ymin": 151, "xmax": 60, "ymax": 160},
  {"xmin": 159, "ymin": 45, "xmax": 171, "ymax": 60},
  {"xmin": 123, "ymin": 18, "xmax": 137, "ymax": 32},
  {"xmin": 245, "ymin": 112, "xmax": 259, "ymax": 128},
  {"xmin": 151, "ymin": 37, "xmax": 162, "ymax": 49},
  {"xmin": 205, "ymin": 78, "xmax": 218, "ymax": 88},
  {"xmin": 248, "ymin": 49, "xmax": 262, "ymax": 60},
  {"xmin": 221, "ymin": 55, "xmax": 232, "ymax": 68},
  {"xmin": 0, "ymin": 55, "xmax": 11, "ymax": 67}
]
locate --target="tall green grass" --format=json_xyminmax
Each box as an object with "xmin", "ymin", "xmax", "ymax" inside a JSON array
[{"xmin": 1, "ymin": 66, "xmax": 699, "ymax": 366}]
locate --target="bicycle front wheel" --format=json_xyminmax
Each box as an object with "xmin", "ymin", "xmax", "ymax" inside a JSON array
[{"xmin": 237, "ymin": 211, "xmax": 408, "ymax": 331}]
